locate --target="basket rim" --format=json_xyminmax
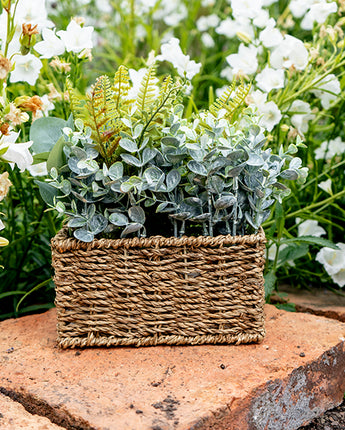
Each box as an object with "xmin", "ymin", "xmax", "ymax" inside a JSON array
[{"xmin": 51, "ymin": 226, "xmax": 266, "ymax": 252}]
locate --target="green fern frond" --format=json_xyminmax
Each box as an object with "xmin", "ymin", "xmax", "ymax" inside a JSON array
[
  {"xmin": 66, "ymin": 78, "xmax": 89, "ymax": 122},
  {"xmin": 112, "ymin": 65, "xmax": 132, "ymax": 111},
  {"xmin": 209, "ymin": 81, "xmax": 251, "ymax": 121},
  {"xmin": 135, "ymin": 66, "xmax": 158, "ymax": 115}
]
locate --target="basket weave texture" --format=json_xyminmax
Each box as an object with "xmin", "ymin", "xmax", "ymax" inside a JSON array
[{"xmin": 51, "ymin": 228, "xmax": 266, "ymax": 348}]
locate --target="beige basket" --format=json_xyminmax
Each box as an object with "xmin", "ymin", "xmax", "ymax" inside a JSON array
[{"xmin": 51, "ymin": 228, "xmax": 266, "ymax": 348}]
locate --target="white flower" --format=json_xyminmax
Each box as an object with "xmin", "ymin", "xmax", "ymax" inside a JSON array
[
  {"xmin": 257, "ymin": 101, "xmax": 282, "ymax": 131},
  {"xmin": 28, "ymin": 162, "xmax": 48, "ymax": 177},
  {"xmin": 247, "ymin": 89, "xmax": 268, "ymax": 106},
  {"xmin": 255, "ymin": 66, "xmax": 285, "ymax": 93},
  {"xmin": 196, "ymin": 14, "xmax": 220, "ymax": 32},
  {"xmin": 267, "ymin": 243, "xmax": 287, "ymax": 261},
  {"xmin": 35, "ymin": 28, "xmax": 65, "ymax": 58},
  {"xmin": 0, "ymin": 219, "xmax": 4, "ymax": 231},
  {"xmin": 296, "ymin": 218, "xmax": 326, "ymax": 237},
  {"xmin": 157, "ymin": 38, "xmax": 201, "ymax": 79},
  {"xmin": 14, "ymin": 0, "xmax": 53, "ymax": 31},
  {"xmin": 316, "ymin": 243, "xmax": 345, "ymax": 287},
  {"xmin": 216, "ymin": 17, "xmax": 254, "ymax": 40},
  {"xmin": 262, "ymin": 0, "xmax": 278, "ymax": 5},
  {"xmin": 290, "ymin": 100, "xmax": 315, "ymax": 135},
  {"xmin": 0, "ymin": 131, "xmax": 33, "ymax": 172},
  {"xmin": 270, "ymin": 35, "xmax": 309, "ymax": 71},
  {"xmin": 220, "ymin": 67, "xmax": 234, "ymax": 82},
  {"xmin": 318, "ymin": 179, "xmax": 332, "ymax": 194},
  {"xmin": 289, "ymin": 0, "xmax": 313, "ymax": 17},
  {"xmin": 301, "ymin": 1, "xmax": 337, "ymax": 30},
  {"xmin": 259, "ymin": 19, "xmax": 283, "ymax": 48},
  {"xmin": 312, "ymin": 74, "xmax": 340, "ymax": 109},
  {"xmin": 230, "ymin": 0, "xmax": 263, "ymax": 20},
  {"xmin": 152, "ymin": 0, "xmax": 187, "ymax": 26},
  {"xmin": 10, "ymin": 54, "xmax": 42, "ymax": 86},
  {"xmin": 253, "ymin": 9, "xmax": 270, "ymax": 28},
  {"xmin": 57, "ymin": 20, "xmax": 94, "ymax": 53},
  {"xmin": 201, "ymin": 33, "xmax": 215, "ymax": 48},
  {"xmin": 226, "ymin": 43, "xmax": 258, "ymax": 76},
  {"xmin": 314, "ymin": 137, "xmax": 345, "ymax": 160}
]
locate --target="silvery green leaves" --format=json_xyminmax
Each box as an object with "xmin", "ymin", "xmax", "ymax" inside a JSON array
[{"xmin": 34, "ymin": 99, "xmax": 307, "ymax": 242}]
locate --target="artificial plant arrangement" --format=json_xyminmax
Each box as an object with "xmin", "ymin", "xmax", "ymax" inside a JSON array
[
  {"xmin": 33, "ymin": 64, "xmax": 307, "ymax": 243},
  {"xmin": 31, "ymin": 64, "xmax": 308, "ymax": 348}
]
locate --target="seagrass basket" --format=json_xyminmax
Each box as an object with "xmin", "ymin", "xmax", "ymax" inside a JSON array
[{"xmin": 51, "ymin": 228, "xmax": 267, "ymax": 348}]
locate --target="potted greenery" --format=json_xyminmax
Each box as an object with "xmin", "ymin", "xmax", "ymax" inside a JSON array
[{"xmin": 32, "ymin": 64, "xmax": 307, "ymax": 348}]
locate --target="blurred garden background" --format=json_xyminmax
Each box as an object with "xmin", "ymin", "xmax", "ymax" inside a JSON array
[{"xmin": 0, "ymin": 0, "xmax": 345, "ymax": 319}]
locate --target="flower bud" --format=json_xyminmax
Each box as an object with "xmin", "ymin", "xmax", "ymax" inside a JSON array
[
  {"xmin": 280, "ymin": 124, "xmax": 290, "ymax": 133},
  {"xmin": 236, "ymin": 31, "xmax": 252, "ymax": 44},
  {"xmin": 19, "ymin": 23, "xmax": 39, "ymax": 55}
]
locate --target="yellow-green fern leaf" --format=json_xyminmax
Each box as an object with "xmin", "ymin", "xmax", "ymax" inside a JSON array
[
  {"xmin": 135, "ymin": 66, "xmax": 158, "ymax": 115},
  {"xmin": 209, "ymin": 81, "xmax": 251, "ymax": 121},
  {"xmin": 113, "ymin": 65, "xmax": 132, "ymax": 111}
]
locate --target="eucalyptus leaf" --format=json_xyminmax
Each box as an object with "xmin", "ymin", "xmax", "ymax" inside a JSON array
[
  {"xmin": 142, "ymin": 147, "xmax": 157, "ymax": 165},
  {"xmin": 166, "ymin": 169, "xmax": 181, "ymax": 192},
  {"xmin": 128, "ymin": 206, "xmax": 145, "ymax": 224},
  {"xmin": 73, "ymin": 228, "xmax": 94, "ymax": 243},
  {"xmin": 34, "ymin": 180, "xmax": 59, "ymax": 206},
  {"xmin": 121, "ymin": 153, "xmax": 142, "ymax": 167},
  {"xmin": 30, "ymin": 117, "xmax": 67, "ymax": 153},
  {"xmin": 89, "ymin": 214, "xmax": 108, "ymax": 234},
  {"xmin": 187, "ymin": 160, "xmax": 208, "ymax": 176},
  {"xmin": 119, "ymin": 138, "xmax": 138, "ymax": 152},
  {"xmin": 68, "ymin": 217, "xmax": 87, "ymax": 228},
  {"xmin": 109, "ymin": 212, "xmax": 128, "ymax": 226},
  {"xmin": 47, "ymin": 136, "xmax": 67, "ymax": 172},
  {"xmin": 280, "ymin": 170, "xmax": 298, "ymax": 180},
  {"xmin": 108, "ymin": 162, "xmax": 124, "ymax": 180},
  {"xmin": 120, "ymin": 223, "xmax": 143, "ymax": 237}
]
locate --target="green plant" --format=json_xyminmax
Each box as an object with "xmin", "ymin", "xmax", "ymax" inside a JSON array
[{"xmin": 32, "ymin": 64, "xmax": 308, "ymax": 242}]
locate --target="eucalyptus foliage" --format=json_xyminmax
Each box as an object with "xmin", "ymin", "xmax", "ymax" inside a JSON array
[{"xmin": 33, "ymin": 66, "xmax": 307, "ymax": 242}]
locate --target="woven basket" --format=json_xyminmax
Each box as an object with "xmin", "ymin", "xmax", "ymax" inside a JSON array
[{"xmin": 51, "ymin": 228, "xmax": 266, "ymax": 348}]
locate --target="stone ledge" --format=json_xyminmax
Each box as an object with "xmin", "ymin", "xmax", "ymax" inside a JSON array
[
  {"xmin": 0, "ymin": 392, "xmax": 64, "ymax": 429},
  {"xmin": 0, "ymin": 305, "xmax": 345, "ymax": 430},
  {"xmin": 275, "ymin": 286, "xmax": 345, "ymax": 322}
]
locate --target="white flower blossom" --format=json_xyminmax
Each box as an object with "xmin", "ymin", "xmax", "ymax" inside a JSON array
[
  {"xmin": 201, "ymin": 33, "xmax": 215, "ymax": 48},
  {"xmin": 301, "ymin": 1, "xmax": 337, "ymax": 30},
  {"xmin": 256, "ymin": 101, "xmax": 282, "ymax": 131},
  {"xmin": 255, "ymin": 66, "xmax": 285, "ymax": 93},
  {"xmin": 318, "ymin": 179, "xmax": 332, "ymax": 194},
  {"xmin": 296, "ymin": 218, "xmax": 326, "ymax": 237},
  {"xmin": 270, "ymin": 35, "xmax": 309, "ymax": 71},
  {"xmin": 230, "ymin": 0, "xmax": 263, "ymax": 20},
  {"xmin": 0, "ymin": 131, "xmax": 33, "ymax": 172},
  {"xmin": 216, "ymin": 17, "xmax": 254, "ymax": 40},
  {"xmin": 253, "ymin": 9, "xmax": 270, "ymax": 28},
  {"xmin": 196, "ymin": 14, "xmax": 220, "ymax": 32},
  {"xmin": 127, "ymin": 68, "xmax": 158, "ymax": 100},
  {"xmin": 316, "ymin": 243, "xmax": 345, "ymax": 287},
  {"xmin": 28, "ymin": 162, "xmax": 48, "ymax": 177},
  {"xmin": 259, "ymin": 18, "xmax": 283, "ymax": 48},
  {"xmin": 312, "ymin": 74, "xmax": 340, "ymax": 109},
  {"xmin": 152, "ymin": 0, "xmax": 187, "ymax": 26},
  {"xmin": 57, "ymin": 20, "xmax": 94, "ymax": 53},
  {"xmin": 290, "ymin": 100, "xmax": 315, "ymax": 135},
  {"xmin": 289, "ymin": 0, "xmax": 313, "ymax": 18},
  {"xmin": 10, "ymin": 54, "xmax": 42, "ymax": 86},
  {"xmin": 226, "ymin": 43, "xmax": 258, "ymax": 76},
  {"xmin": 35, "ymin": 28, "xmax": 65, "ymax": 58},
  {"xmin": 157, "ymin": 38, "xmax": 201, "ymax": 79},
  {"xmin": 314, "ymin": 137, "xmax": 345, "ymax": 160}
]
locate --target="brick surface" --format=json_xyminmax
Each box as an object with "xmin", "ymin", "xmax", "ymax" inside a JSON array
[
  {"xmin": 276, "ymin": 286, "xmax": 345, "ymax": 322},
  {"xmin": 0, "ymin": 306, "xmax": 345, "ymax": 430},
  {"xmin": 0, "ymin": 393, "xmax": 64, "ymax": 429}
]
